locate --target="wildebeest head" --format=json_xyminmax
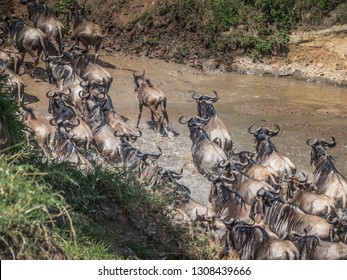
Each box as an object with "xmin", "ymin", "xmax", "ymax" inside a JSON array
[
  {"xmin": 133, "ymin": 70, "xmax": 151, "ymax": 93},
  {"xmin": 248, "ymin": 124, "xmax": 280, "ymax": 141},
  {"xmin": 306, "ymin": 136, "xmax": 336, "ymax": 165},
  {"xmin": 27, "ymin": 0, "xmax": 50, "ymax": 21},
  {"xmin": 191, "ymin": 90, "xmax": 219, "ymax": 103},
  {"xmin": 178, "ymin": 115, "xmax": 209, "ymax": 140}
]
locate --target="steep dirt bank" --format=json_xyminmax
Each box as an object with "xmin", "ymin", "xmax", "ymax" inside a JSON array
[
  {"xmin": 9, "ymin": 0, "xmax": 347, "ymax": 86},
  {"xmin": 232, "ymin": 25, "xmax": 347, "ymax": 86}
]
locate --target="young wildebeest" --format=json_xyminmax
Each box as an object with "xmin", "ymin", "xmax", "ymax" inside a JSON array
[
  {"xmin": 5, "ymin": 16, "xmax": 47, "ymax": 77},
  {"xmin": 67, "ymin": 4, "xmax": 109, "ymax": 62},
  {"xmin": 307, "ymin": 137, "xmax": 347, "ymax": 209},
  {"xmin": 133, "ymin": 70, "xmax": 169, "ymax": 134},
  {"xmin": 27, "ymin": 0, "xmax": 65, "ymax": 55}
]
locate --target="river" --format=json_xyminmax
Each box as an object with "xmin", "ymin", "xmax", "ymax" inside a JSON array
[{"xmin": 24, "ymin": 52, "xmax": 347, "ymax": 205}]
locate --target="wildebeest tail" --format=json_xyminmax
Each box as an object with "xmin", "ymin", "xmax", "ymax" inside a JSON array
[{"xmin": 161, "ymin": 97, "xmax": 169, "ymax": 124}]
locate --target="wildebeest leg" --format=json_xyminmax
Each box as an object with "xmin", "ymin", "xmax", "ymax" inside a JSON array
[
  {"xmin": 94, "ymin": 40, "xmax": 102, "ymax": 62},
  {"xmin": 25, "ymin": 48, "xmax": 39, "ymax": 77},
  {"xmin": 19, "ymin": 52, "xmax": 26, "ymax": 75},
  {"xmin": 136, "ymin": 103, "xmax": 143, "ymax": 128},
  {"xmin": 48, "ymin": 35, "xmax": 61, "ymax": 56},
  {"xmin": 150, "ymin": 111, "xmax": 155, "ymax": 129}
]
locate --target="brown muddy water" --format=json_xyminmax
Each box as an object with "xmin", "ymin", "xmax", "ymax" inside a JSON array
[{"xmin": 22, "ymin": 53, "xmax": 347, "ymax": 205}]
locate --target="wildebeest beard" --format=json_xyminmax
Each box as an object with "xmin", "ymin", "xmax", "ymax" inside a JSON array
[{"xmin": 256, "ymin": 135, "xmax": 278, "ymax": 158}]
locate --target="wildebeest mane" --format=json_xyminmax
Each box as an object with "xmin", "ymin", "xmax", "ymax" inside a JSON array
[
  {"xmin": 86, "ymin": 101, "xmax": 106, "ymax": 135},
  {"xmin": 293, "ymin": 235, "xmax": 320, "ymax": 260},
  {"xmin": 217, "ymin": 185, "xmax": 246, "ymax": 213},
  {"xmin": 314, "ymin": 154, "xmax": 343, "ymax": 191}
]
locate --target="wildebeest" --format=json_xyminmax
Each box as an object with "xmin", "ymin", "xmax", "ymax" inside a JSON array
[
  {"xmin": 53, "ymin": 122, "xmax": 92, "ymax": 170},
  {"xmin": 0, "ymin": 62, "xmax": 25, "ymax": 103},
  {"xmin": 291, "ymin": 232, "xmax": 347, "ymax": 260},
  {"xmin": 67, "ymin": 4, "xmax": 109, "ymax": 62},
  {"xmin": 82, "ymin": 94, "xmax": 121, "ymax": 160},
  {"xmin": 222, "ymin": 220, "xmax": 299, "ymax": 260},
  {"xmin": 233, "ymin": 150, "xmax": 279, "ymax": 185},
  {"xmin": 248, "ymin": 124, "xmax": 296, "ymax": 176},
  {"xmin": 5, "ymin": 15, "xmax": 47, "ymax": 77},
  {"xmin": 307, "ymin": 137, "xmax": 347, "ymax": 208},
  {"xmin": 251, "ymin": 189, "xmax": 336, "ymax": 241},
  {"xmin": 27, "ymin": 0, "xmax": 65, "ymax": 55},
  {"xmin": 179, "ymin": 116, "xmax": 227, "ymax": 175},
  {"xmin": 68, "ymin": 47, "xmax": 113, "ymax": 94},
  {"xmin": 133, "ymin": 70, "xmax": 169, "ymax": 133},
  {"xmin": 192, "ymin": 91, "xmax": 233, "ymax": 154},
  {"xmin": 47, "ymin": 90, "xmax": 79, "ymax": 126},
  {"xmin": 0, "ymin": 41, "xmax": 22, "ymax": 74},
  {"xmin": 211, "ymin": 169, "xmax": 278, "ymax": 205},
  {"xmin": 209, "ymin": 183, "xmax": 253, "ymax": 224},
  {"xmin": 173, "ymin": 192, "xmax": 214, "ymax": 222},
  {"xmin": 18, "ymin": 104, "xmax": 52, "ymax": 158},
  {"xmin": 45, "ymin": 55, "xmax": 86, "ymax": 114},
  {"xmin": 283, "ymin": 173, "xmax": 336, "ymax": 217}
]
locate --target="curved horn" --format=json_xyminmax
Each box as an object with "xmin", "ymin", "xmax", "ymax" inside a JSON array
[
  {"xmin": 150, "ymin": 145, "xmax": 162, "ymax": 160},
  {"xmin": 306, "ymin": 137, "xmax": 318, "ymax": 146},
  {"xmin": 130, "ymin": 130, "xmax": 142, "ymax": 141},
  {"xmin": 257, "ymin": 188, "xmax": 266, "ymax": 197},
  {"xmin": 170, "ymin": 168, "xmax": 183, "ymax": 177},
  {"xmin": 327, "ymin": 214, "xmax": 339, "ymax": 226},
  {"xmin": 299, "ymin": 172, "xmax": 309, "ymax": 183},
  {"xmin": 46, "ymin": 90, "xmax": 53, "ymax": 98},
  {"xmin": 195, "ymin": 115, "xmax": 209, "ymax": 123},
  {"xmin": 78, "ymin": 90, "xmax": 90, "ymax": 99},
  {"xmin": 269, "ymin": 124, "xmax": 280, "ymax": 136},
  {"xmin": 71, "ymin": 118, "xmax": 80, "ymax": 127},
  {"xmin": 208, "ymin": 172, "xmax": 219, "ymax": 182},
  {"xmin": 248, "ymin": 124, "xmax": 261, "ymax": 135},
  {"xmin": 49, "ymin": 118, "xmax": 56, "ymax": 126},
  {"xmin": 282, "ymin": 173, "xmax": 292, "ymax": 183},
  {"xmin": 218, "ymin": 159, "xmax": 230, "ymax": 168},
  {"xmin": 231, "ymin": 148, "xmax": 240, "ymax": 157},
  {"xmin": 191, "ymin": 92, "xmax": 201, "ymax": 100},
  {"xmin": 61, "ymin": 88, "xmax": 72, "ymax": 96},
  {"xmin": 178, "ymin": 116, "xmax": 190, "ymax": 125},
  {"xmin": 324, "ymin": 136, "xmax": 336, "ymax": 148},
  {"xmin": 114, "ymin": 130, "xmax": 126, "ymax": 138},
  {"xmin": 142, "ymin": 69, "xmax": 145, "ymax": 77},
  {"xmin": 211, "ymin": 90, "xmax": 219, "ymax": 103},
  {"xmin": 80, "ymin": 80, "xmax": 89, "ymax": 88},
  {"xmin": 135, "ymin": 148, "xmax": 145, "ymax": 158}
]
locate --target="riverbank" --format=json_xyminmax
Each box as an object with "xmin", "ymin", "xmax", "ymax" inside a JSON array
[{"xmin": 230, "ymin": 24, "xmax": 347, "ymax": 86}]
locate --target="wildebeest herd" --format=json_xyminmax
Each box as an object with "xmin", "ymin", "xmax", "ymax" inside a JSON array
[{"xmin": 1, "ymin": 1, "xmax": 347, "ymax": 260}]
